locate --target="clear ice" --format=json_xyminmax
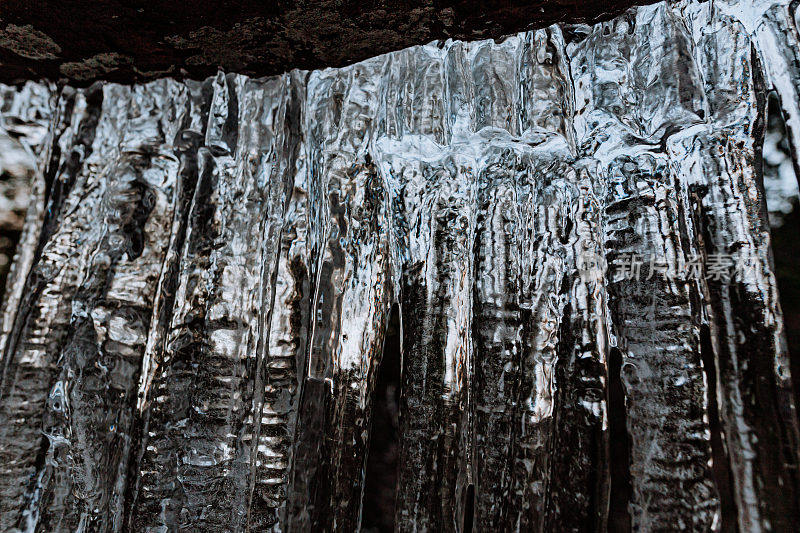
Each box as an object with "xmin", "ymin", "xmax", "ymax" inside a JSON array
[{"xmin": 1, "ymin": 0, "xmax": 800, "ymax": 530}]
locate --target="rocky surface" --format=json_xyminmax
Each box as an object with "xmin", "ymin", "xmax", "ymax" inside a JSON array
[{"xmin": 0, "ymin": 0, "xmax": 652, "ymax": 85}]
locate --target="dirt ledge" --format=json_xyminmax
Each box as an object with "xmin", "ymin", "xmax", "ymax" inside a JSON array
[{"xmin": 1, "ymin": 0, "xmax": 651, "ymax": 85}]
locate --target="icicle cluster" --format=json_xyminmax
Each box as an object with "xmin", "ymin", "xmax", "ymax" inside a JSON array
[{"xmin": 1, "ymin": 0, "xmax": 800, "ymax": 530}]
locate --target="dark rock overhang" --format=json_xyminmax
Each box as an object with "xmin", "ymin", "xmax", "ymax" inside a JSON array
[{"xmin": 1, "ymin": 0, "xmax": 651, "ymax": 85}]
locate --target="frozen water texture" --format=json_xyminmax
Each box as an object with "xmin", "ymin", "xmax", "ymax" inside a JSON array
[{"xmin": 1, "ymin": 0, "xmax": 800, "ymax": 531}]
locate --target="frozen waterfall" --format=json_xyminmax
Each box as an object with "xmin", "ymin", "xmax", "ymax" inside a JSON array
[{"xmin": 1, "ymin": 0, "xmax": 800, "ymax": 530}]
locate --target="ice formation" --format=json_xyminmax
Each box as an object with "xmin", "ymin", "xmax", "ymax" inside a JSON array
[{"xmin": 1, "ymin": 0, "xmax": 800, "ymax": 530}]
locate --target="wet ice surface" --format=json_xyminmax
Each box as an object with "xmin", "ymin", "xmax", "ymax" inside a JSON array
[
  {"xmin": 0, "ymin": 82, "xmax": 52, "ymax": 301},
  {"xmin": 2, "ymin": 0, "xmax": 800, "ymax": 531}
]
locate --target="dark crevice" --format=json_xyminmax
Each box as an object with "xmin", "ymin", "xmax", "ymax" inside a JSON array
[
  {"xmin": 763, "ymin": 88, "xmax": 800, "ymax": 520},
  {"xmin": 772, "ymin": 197, "xmax": 800, "ymax": 420},
  {"xmin": 607, "ymin": 346, "xmax": 632, "ymax": 533},
  {"xmin": 362, "ymin": 304, "xmax": 401, "ymax": 533},
  {"xmin": 763, "ymin": 91, "xmax": 800, "ymax": 416},
  {"xmin": 699, "ymin": 325, "xmax": 738, "ymax": 532},
  {"xmin": 463, "ymin": 483, "xmax": 475, "ymax": 533}
]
